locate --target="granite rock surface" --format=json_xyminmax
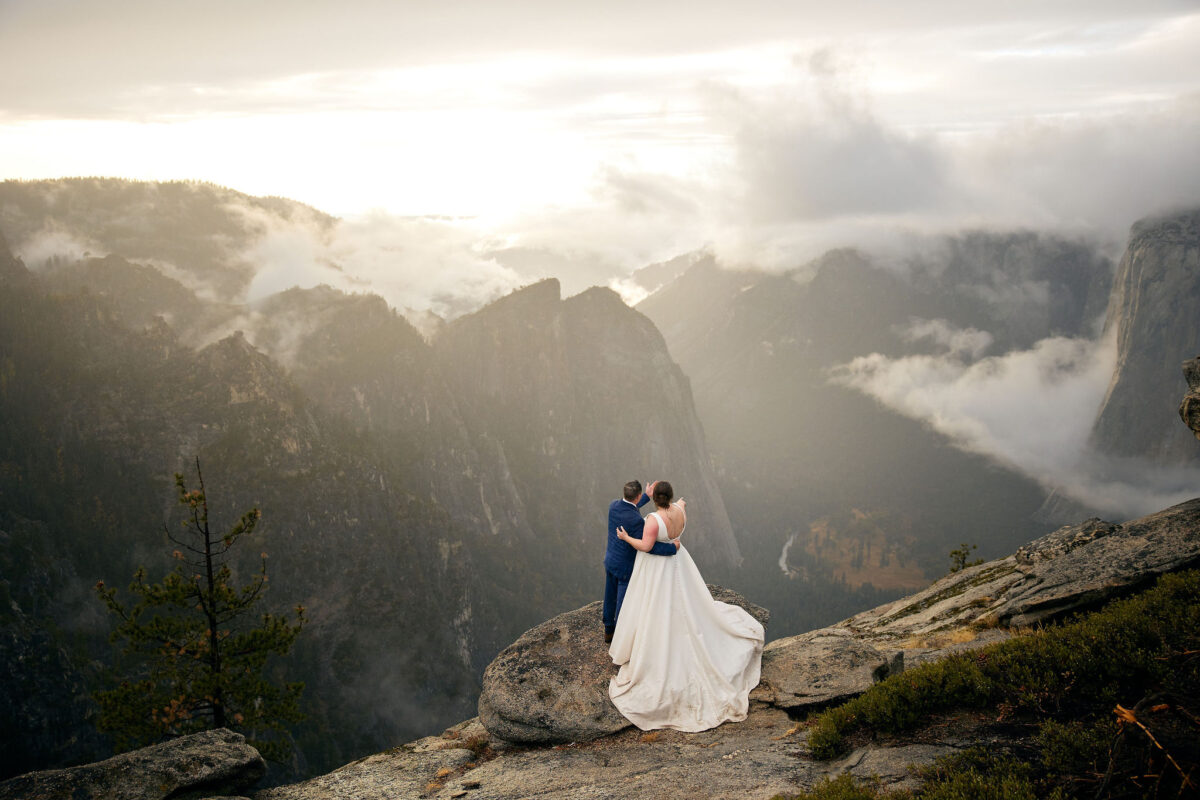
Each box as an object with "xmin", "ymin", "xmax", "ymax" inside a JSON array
[
  {"xmin": 0, "ymin": 728, "xmax": 265, "ymax": 800},
  {"xmin": 478, "ymin": 587, "xmax": 768, "ymax": 745},
  {"xmin": 257, "ymin": 709, "xmax": 954, "ymax": 800},
  {"xmin": 1181, "ymin": 355, "xmax": 1200, "ymax": 440}
]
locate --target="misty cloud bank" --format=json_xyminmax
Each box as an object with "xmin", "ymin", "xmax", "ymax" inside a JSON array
[
  {"xmin": 830, "ymin": 325, "xmax": 1200, "ymax": 519},
  {"xmin": 706, "ymin": 67, "xmax": 1200, "ymax": 270},
  {"xmin": 496, "ymin": 58, "xmax": 1200, "ymax": 279},
  {"xmin": 231, "ymin": 203, "xmax": 524, "ymax": 322},
  {"xmin": 15, "ymin": 227, "xmax": 105, "ymax": 269}
]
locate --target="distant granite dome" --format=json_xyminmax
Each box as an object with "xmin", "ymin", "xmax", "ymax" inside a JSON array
[{"xmin": 1092, "ymin": 208, "xmax": 1200, "ymax": 462}]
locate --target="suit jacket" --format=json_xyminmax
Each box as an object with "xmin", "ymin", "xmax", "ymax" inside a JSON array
[{"xmin": 604, "ymin": 493, "xmax": 677, "ymax": 580}]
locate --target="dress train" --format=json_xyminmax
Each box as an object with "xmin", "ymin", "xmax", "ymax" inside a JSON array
[{"xmin": 608, "ymin": 511, "xmax": 764, "ymax": 731}]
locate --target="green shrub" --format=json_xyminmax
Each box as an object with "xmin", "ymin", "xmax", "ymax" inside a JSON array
[
  {"xmin": 808, "ymin": 570, "xmax": 1200, "ymax": 759},
  {"xmin": 769, "ymin": 773, "xmax": 908, "ymax": 800},
  {"xmin": 915, "ymin": 750, "xmax": 1065, "ymax": 800},
  {"xmin": 771, "ymin": 751, "xmax": 1064, "ymax": 800},
  {"xmin": 1036, "ymin": 718, "xmax": 1118, "ymax": 783}
]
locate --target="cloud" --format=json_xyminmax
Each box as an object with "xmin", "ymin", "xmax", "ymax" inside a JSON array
[
  {"xmin": 239, "ymin": 224, "xmax": 342, "ymax": 305},
  {"xmin": 345, "ymin": 59, "xmax": 1198, "ymax": 295},
  {"xmin": 952, "ymin": 94, "xmax": 1200, "ymax": 232},
  {"xmin": 489, "ymin": 167, "xmax": 716, "ymax": 291},
  {"xmin": 830, "ymin": 335, "xmax": 1111, "ymax": 472},
  {"xmin": 901, "ymin": 318, "xmax": 994, "ymax": 359},
  {"xmin": 227, "ymin": 201, "xmax": 523, "ymax": 321},
  {"xmin": 721, "ymin": 68, "xmax": 950, "ymax": 224},
  {"xmin": 689, "ymin": 58, "xmax": 1200, "ymax": 272},
  {"xmin": 11, "ymin": 226, "xmax": 104, "ymax": 269},
  {"xmin": 607, "ymin": 277, "xmax": 651, "ymax": 307},
  {"xmin": 830, "ymin": 332, "xmax": 1200, "ymax": 518}
]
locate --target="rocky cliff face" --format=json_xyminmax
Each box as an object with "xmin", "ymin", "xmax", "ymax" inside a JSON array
[
  {"xmin": 435, "ymin": 280, "xmax": 739, "ymax": 571},
  {"xmin": 1092, "ymin": 209, "xmax": 1200, "ymax": 461},
  {"xmin": 0, "ymin": 214, "xmax": 734, "ymax": 780},
  {"xmin": 0, "ymin": 244, "xmax": 487, "ymax": 775}
]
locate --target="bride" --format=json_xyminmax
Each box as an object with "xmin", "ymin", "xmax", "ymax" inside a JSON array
[{"xmin": 608, "ymin": 480, "xmax": 764, "ymax": 732}]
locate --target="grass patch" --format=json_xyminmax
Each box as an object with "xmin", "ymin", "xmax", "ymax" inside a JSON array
[{"xmin": 799, "ymin": 570, "xmax": 1200, "ymax": 799}]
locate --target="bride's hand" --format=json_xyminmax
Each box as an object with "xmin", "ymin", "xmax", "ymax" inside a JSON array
[{"xmin": 616, "ymin": 525, "xmax": 628, "ymax": 542}]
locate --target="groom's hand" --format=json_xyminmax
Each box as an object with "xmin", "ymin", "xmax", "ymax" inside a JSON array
[{"xmin": 673, "ymin": 539, "xmax": 681, "ymax": 550}]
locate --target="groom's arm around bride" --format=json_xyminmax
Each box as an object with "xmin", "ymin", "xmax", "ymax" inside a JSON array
[{"xmin": 602, "ymin": 479, "xmax": 679, "ymax": 643}]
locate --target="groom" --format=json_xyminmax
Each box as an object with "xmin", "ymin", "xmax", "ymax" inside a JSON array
[{"xmin": 603, "ymin": 479, "xmax": 680, "ymax": 643}]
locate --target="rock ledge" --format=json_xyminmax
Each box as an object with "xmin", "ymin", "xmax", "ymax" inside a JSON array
[
  {"xmin": 478, "ymin": 586, "xmax": 768, "ymax": 744},
  {"xmin": 0, "ymin": 728, "xmax": 265, "ymax": 800}
]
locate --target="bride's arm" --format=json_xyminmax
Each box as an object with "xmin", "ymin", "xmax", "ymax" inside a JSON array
[{"xmin": 617, "ymin": 516, "xmax": 659, "ymax": 552}]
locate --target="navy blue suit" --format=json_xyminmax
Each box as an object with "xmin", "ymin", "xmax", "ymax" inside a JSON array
[{"xmin": 602, "ymin": 493, "xmax": 678, "ymax": 633}]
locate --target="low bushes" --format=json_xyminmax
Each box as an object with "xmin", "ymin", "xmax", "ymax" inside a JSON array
[
  {"xmin": 808, "ymin": 570, "xmax": 1200, "ymax": 759},
  {"xmin": 794, "ymin": 569, "xmax": 1200, "ymax": 798}
]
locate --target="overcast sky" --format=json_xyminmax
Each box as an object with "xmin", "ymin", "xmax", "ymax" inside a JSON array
[{"xmin": 2, "ymin": 1, "xmax": 1199, "ymax": 272}]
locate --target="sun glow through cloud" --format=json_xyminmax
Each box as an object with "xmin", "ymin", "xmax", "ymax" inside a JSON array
[{"xmin": 0, "ymin": 3, "xmax": 1196, "ymax": 236}]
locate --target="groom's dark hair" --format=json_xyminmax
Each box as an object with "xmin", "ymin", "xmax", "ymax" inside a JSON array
[{"xmin": 623, "ymin": 480, "xmax": 642, "ymax": 501}]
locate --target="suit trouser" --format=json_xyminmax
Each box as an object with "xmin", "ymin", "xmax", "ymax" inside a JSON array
[{"xmin": 602, "ymin": 568, "xmax": 630, "ymax": 632}]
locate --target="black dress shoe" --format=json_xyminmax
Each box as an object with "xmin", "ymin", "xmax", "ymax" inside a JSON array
[{"xmin": 604, "ymin": 628, "xmax": 614, "ymax": 644}]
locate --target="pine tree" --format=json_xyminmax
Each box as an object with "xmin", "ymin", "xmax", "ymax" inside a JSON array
[
  {"xmin": 94, "ymin": 459, "xmax": 305, "ymax": 762},
  {"xmin": 948, "ymin": 542, "xmax": 984, "ymax": 574}
]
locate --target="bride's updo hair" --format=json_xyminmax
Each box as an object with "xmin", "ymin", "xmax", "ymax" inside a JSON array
[{"xmin": 652, "ymin": 481, "xmax": 674, "ymax": 508}]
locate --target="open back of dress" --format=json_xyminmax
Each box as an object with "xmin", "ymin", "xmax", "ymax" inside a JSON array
[{"xmin": 608, "ymin": 510, "xmax": 764, "ymax": 732}]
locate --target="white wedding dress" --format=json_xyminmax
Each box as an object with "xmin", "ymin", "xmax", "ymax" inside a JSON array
[{"xmin": 608, "ymin": 509, "xmax": 765, "ymax": 732}]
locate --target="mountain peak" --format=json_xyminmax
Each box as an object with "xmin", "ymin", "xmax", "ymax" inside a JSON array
[
  {"xmin": 1092, "ymin": 207, "xmax": 1200, "ymax": 461},
  {"xmin": 1129, "ymin": 206, "xmax": 1200, "ymax": 245},
  {"xmin": 443, "ymin": 278, "xmax": 562, "ymax": 334},
  {"xmin": 564, "ymin": 285, "xmax": 623, "ymax": 310},
  {"xmin": 505, "ymin": 277, "xmax": 561, "ymax": 304}
]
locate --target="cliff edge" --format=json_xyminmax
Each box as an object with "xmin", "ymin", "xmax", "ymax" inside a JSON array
[{"xmin": 256, "ymin": 495, "xmax": 1200, "ymax": 799}]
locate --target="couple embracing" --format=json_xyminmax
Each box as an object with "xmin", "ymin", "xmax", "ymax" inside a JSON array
[{"xmin": 602, "ymin": 479, "xmax": 764, "ymax": 732}]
